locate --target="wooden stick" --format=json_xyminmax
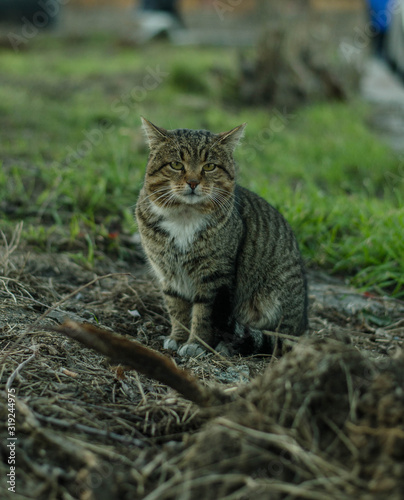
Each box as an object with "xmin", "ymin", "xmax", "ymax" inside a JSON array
[{"xmin": 48, "ymin": 320, "xmax": 226, "ymax": 407}]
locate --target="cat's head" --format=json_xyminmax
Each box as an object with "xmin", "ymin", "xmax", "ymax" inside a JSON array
[{"xmin": 141, "ymin": 117, "xmax": 245, "ymax": 213}]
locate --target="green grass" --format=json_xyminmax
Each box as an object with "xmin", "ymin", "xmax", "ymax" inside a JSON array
[{"xmin": 0, "ymin": 35, "xmax": 403, "ymax": 296}]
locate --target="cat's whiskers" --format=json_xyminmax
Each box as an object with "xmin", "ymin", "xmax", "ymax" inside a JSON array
[
  {"xmin": 211, "ymin": 186, "xmax": 242, "ymax": 210},
  {"xmin": 208, "ymin": 186, "xmax": 233, "ymax": 207},
  {"xmin": 162, "ymin": 191, "xmax": 180, "ymax": 209},
  {"xmin": 151, "ymin": 184, "xmax": 185, "ymax": 200},
  {"xmin": 157, "ymin": 185, "xmax": 190, "ymax": 209},
  {"xmin": 208, "ymin": 191, "xmax": 233, "ymax": 212},
  {"xmin": 144, "ymin": 186, "xmax": 172, "ymax": 203},
  {"xmin": 146, "ymin": 182, "xmax": 236, "ymax": 214},
  {"xmin": 152, "ymin": 188, "xmax": 177, "ymax": 206}
]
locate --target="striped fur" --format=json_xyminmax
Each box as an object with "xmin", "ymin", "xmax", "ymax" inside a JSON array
[{"xmin": 135, "ymin": 118, "xmax": 308, "ymax": 355}]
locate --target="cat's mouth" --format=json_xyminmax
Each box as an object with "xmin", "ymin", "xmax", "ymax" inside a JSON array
[
  {"xmin": 176, "ymin": 185, "xmax": 207, "ymax": 205},
  {"xmin": 180, "ymin": 192, "xmax": 206, "ymax": 205}
]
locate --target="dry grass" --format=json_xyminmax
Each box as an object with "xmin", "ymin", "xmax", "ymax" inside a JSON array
[{"xmin": 1, "ymin": 230, "xmax": 404, "ymax": 499}]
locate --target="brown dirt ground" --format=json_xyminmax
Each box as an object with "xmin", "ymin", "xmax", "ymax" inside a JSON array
[{"xmin": 1, "ymin": 231, "xmax": 404, "ymax": 500}]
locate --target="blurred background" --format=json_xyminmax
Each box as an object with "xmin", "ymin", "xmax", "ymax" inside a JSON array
[{"xmin": 0, "ymin": 0, "xmax": 403, "ymax": 296}]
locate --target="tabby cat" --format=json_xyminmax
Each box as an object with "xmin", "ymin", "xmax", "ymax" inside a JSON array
[{"xmin": 135, "ymin": 118, "xmax": 308, "ymax": 356}]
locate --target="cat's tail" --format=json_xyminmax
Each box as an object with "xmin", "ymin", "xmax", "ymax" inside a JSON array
[{"xmin": 220, "ymin": 322, "xmax": 298, "ymax": 356}]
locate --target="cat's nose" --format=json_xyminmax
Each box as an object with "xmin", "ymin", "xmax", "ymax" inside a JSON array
[{"xmin": 187, "ymin": 180, "xmax": 200, "ymax": 191}]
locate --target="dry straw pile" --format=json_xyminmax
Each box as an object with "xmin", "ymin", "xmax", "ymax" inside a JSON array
[{"xmin": 1, "ymin": 225, "xmax": 404, "ymax": 499}]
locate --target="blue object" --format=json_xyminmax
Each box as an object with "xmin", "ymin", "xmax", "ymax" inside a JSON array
[{"xmin": 367, "ymin": 0, "xmax": 394, "ymax": 32}]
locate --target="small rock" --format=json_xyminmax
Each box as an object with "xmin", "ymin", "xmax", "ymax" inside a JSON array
[{"xmin": 128, "ymin": 309, "xmax": 141, "ymax": 318}]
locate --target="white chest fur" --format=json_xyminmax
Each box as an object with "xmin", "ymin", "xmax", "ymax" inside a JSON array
[
  {"xmin": 151, "ymin": 204, "xmax": 209, "ymax": 252},
  {"xmin": 149, "ymin": 256, "xmax": 196, "ymax": 299}
]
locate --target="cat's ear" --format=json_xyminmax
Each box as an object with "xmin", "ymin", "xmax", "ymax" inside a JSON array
[
  {"xmin": 217, "ymin": 123, "xmax": 246, "ymax": 151},
  {"xmin": 141, "ymin": 117, "xmax": 170, "ymax": 148}
]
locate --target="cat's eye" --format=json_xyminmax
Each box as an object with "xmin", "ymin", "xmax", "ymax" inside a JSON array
[
  {"xmin": 203, "ymin": 163, "xmax": 217, "ymax": 172},
  {"xmin": 170, "ymin": 161, "xmax": 184, "ymax": 171}
]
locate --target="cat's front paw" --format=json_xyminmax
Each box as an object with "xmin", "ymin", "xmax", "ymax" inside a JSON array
[
  {"xmin": 163, "ymin": 338, "xmax": 179, "ymax": 351},
  {"xmin": 178, "ymin": 342, "xmax": 207, "ymax": 358}
]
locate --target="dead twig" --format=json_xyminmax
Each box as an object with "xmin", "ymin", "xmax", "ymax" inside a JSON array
[
  {"xmin": 48, "ymin": 320, "xmax": 229, "ymax": 407},
  {"xmin": 6, "ymin": 349, "xmax": 37, "ymax": 391},
  {"xmin": 34, "ymin": 412, "xmax": 148, "ymax": 447},
  {"xmin": 262, "ymin": 330, "xmax": 300, "ymax": 341}
]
